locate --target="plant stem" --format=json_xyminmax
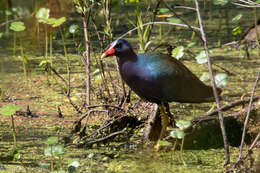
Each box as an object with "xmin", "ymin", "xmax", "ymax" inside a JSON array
[
  {"xmin": 5, "ymin": 3, "xmax": 9, "ymax": 37},
  {"xmin": 238, "ymin": 66, "xmax": 260, "ymax": 162},
  {"xmin": 194, "ymin": 0, "xmax": 230, "ymax": 165},
  {"xmin": 181, "ymin": 137, "xmax": 186, "ymax": 166},
  {"xmin": 13, "ymin": 32, "xmax": 16, "ymax": 56},
  {"xmin": 82, "ymin": 10, "xmax": 91, "ymax": 106},
  {"xmin": 11, "ymin": 115, "xmax": 17, "ymax": 148},
  {"xmin": 21, "ymin": 42, "xmax": 27, "ymax": 80},
  {"xmin": 217, "ymin": 10, "xmax": 222, "ymax": 47},
  {"xmin": 254, "ymin": 8, "xmax": 259, "ymax": 54}
]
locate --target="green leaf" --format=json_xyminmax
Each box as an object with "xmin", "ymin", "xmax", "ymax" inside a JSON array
[
  {"xmin": 215, "ymin": 73, "xmax": 228, "ymax": 87},
  {"xmin": 176, "ymin": 120, "xmax": 191, "ymax": 130},
  {"xmin": 44, "ymin": 145, "xmax": 63, "ymax": 156},
  {"xmin": 157, "ymin": 140, "xmax": 171, "ymax": 146},
  {"xmin": 0, "ymin": 33, "xmax": 3, "ymax": 38},
  {"xmin": 45, "ymin": 136, "xmax": 58, "ymax": 145},
  {"xmin": 200, "ymin": 72, "xmax": 210, "ymax": 82},
  {"xmin": 232, "ymin": 26, "xmax": 242, "ymax": 36},
  {"xmin": 51, "ymin": 171, "xmax": 66, "ymax": 173},
  {"xmin": 51, "ymin": 17, "xmax": 66, "ymax": 27},
  {"xmin": 159, "ymin": 8, "xmax": 170, "ymax": 13},
  {"xmin": 167, "ymin": 17, "xmax": 182, "ymax": 24},
  {"xmin": 213, "ymin": 0, "xmax": 229, "ymax": 6},
  {"xmin": 13, "ymin": 150, "xmax": 21, "ymax": 159},
  {"xmin": 87, "ymin": 153, "xmax": 94, "ymax": 159},
  {"xmin": 39, "ymin": 59, "xmax": 51, "ymax": 66},
  {"xmin": 232, "ymin": 14, "xmax": 243, "ymax": 22},
  {"xmin": 1, "ymin": 104, "xmax": 20, "ymax": 116},
  {"xmin": 11, "ymin": 8, "xmax": 18, "ymax": 12},
  {"xmin": 69, "ymin": 24, "xmax": 79, "ymax": 34},
  {"xmin": 195, "ymin": 51, "xmax": 207, "ymax": 64},
  {"xmin": 68, "ymin": 161, "xmax": 80, "ymax": 173},
  {"xmin": 5, "ymin": 10, "xmax": 12, "ymax": 16},
  {"xmin": 52, "ymin": 145, "xmax": 64, "ymax": 156},
  {"xmin": 44, "ymin": 146, "xmax": 53, "ymax": 156},
  {"xmin": 144, "ymin": 40, "xmax": 152, "ymax": 51},
  {"xmin": 10, "ymin": 21, "xmax": 26, "ymax": 32},
  {"xmin": 92, "ymin": 69, "xmax": 100, "ymax": 76},
  {"xmin": 170, "ymin": 129, "xmax": 185, "ymax": 139},
  {"xmin": 187, "ymin": 42, "xmax": 196, "ymax": 48},
  {"xmin": 36, "ymin": 8, "xmax": 50, "ymax": 23},
  {"xmin": 171, "ymin": 46, "xmax": 184, "ymax": 60},
  {"xmin": 256, "ymin": 0, "xmax": 260, "ymax": 3}
]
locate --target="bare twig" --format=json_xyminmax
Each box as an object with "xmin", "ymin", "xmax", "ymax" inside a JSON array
[
  {"xmin": 194, "ymin": 0, "xmax": 230, "ymax": 165},
  {"xmin": 117, "ymin": 21, "xmax": 200, "ymax": 40},
  {"xmin": 193, "ymin": 102, "xmax": 259, "ymax": 125},
  {"xmin": 205, "ymin": 95, "xmax": 260, "ymax": 117},
  {"xmin": 237, "ymin": 66, "xmax": 260, "ymax": 162},
  {"xmin": 83, "ymin": 128, "xmax": 126, "ymax": 146},
  {"xmin": 86, "ymin": 104, "xmax": 124, "ymax": 110},
  {"xmin": 81, "ymin": 3, "xmax": 92, "ymax": 106},
  {"xmin": 242, "ymin": 132, "xmax": 260, "ymax": 159},
  {"xmin": 162, "ymin": 0, "xmax": 203, "ymax": 42},
  {"xmin": 50, "ymin": 66, "xmax": 82, "ymax": 114},
  {"xmin": 231, "ymin": 0, "xmax": 260, "ymax": 8}
]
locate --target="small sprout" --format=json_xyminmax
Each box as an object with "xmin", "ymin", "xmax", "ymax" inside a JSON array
[
  {"xmin": 195, "ymin": 51, "xmax": 207, "ymax": 64},
  {"xmin": 69, "ymin": 24, "xmax": 79, "ymax": 34},
  {"xmin": 176, "ymin": 120, "xmax": 191, "ymax": 130},
  {"xmin": 232, "ymin": 26, "xmax": 242, "ymax": 36},
  {"xmin": 13, "ymin": 149, "xmax": 21, "ymax": 160},
  {"xmin": 167, "ymin": 17, "xmax": 182, "ymax": 24},
  {"xmin": 39, "ymin": 59, "xmax": 52, "ymax": 67},
  {"xmin": 215, "ymin": 73, "xmax": 228, "ymax": 87},
  {"xmin": 157, "ymin": 140, "xmax": 171, "ymax": 146},
  {"xmin": 200, "ymin": 72, "xmax": 210, "ymax": 82},
  {"xmin": 171, "ymin": 46, "xmax": 184, "ymax": 60}
]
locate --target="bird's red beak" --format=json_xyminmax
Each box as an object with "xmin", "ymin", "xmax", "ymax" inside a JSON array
[{"xmin": 101, "ymin": 46, "xmax": 115, "ymax": 59}]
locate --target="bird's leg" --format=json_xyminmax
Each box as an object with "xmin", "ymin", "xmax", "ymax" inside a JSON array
[
  {"xmin": 163, "ymin": 102, "xmax": 176, "ymax": 128},
  {"xmin": 158, "ymin": 104, "xmax": 170, "ymax": 139}
]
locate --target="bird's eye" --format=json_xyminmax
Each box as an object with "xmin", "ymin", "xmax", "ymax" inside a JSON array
[{"xmin": 115, "ymin": 43, "xmax": 122, "ymax": 49}]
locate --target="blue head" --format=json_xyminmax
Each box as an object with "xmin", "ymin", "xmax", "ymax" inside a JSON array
[{"xmin": 101, "ymin": 39, "xmax": 135, "ymax": 59}]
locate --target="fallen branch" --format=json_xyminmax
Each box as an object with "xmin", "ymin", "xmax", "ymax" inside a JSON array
[
  {"xmin": 205, "ymin": 95, "xmax": 260, "ymax": 117},
  {"xmin": 81, "ymin": 128, "xmax": 126, "ymax": 146},
  {"xmin": 192, "ymin": 102, "xmax": 259, "ymax": 125}
]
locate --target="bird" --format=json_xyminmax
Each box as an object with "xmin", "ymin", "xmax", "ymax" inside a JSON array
[{"xmin": 101, "ymin": 39, "xmax": 221, "ymax": 141}]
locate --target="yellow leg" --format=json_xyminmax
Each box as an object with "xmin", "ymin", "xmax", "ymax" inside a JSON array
[
  {"xmin": 159, "ymin": 105, "xmax": 170, "ymax": 139},
  {"xmin": 154, "ymin": 105, "xmax": 170, "ymax": 151}
]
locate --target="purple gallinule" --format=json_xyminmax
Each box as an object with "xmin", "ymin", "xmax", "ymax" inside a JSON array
[{"xmin": 101, "ymin": 39, "xmax": 221, "ymax": 140}]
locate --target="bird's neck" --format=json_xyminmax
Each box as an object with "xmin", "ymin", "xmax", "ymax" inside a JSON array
[{"xmin": 118, "ymin": 50, "xmax": 138, "ymax": 65}]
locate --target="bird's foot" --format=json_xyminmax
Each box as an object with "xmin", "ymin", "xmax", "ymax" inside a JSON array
[{"xmin": 154, "ymin": 143, "xmax": 161, "ymax": 151}]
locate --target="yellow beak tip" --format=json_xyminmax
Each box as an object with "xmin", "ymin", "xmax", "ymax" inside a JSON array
[{"xmin": 101, "ymin": 53, "xmax": 107, "ymax": 59}]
